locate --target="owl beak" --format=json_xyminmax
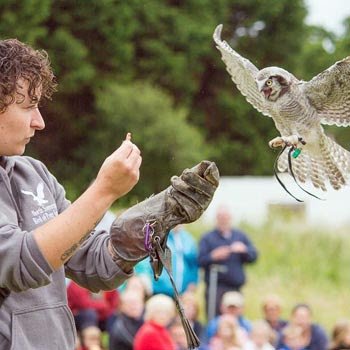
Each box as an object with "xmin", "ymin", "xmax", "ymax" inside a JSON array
[{"xmin": 257, "ymin": 81, "xmax": 271, "ymax": 98}]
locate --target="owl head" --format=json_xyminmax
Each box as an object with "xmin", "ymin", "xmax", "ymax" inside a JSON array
[{"xmin": 256, "ymin": 67, "xmax": 295, "ymax": 101}]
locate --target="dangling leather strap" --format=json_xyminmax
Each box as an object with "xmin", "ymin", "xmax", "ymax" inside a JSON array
[
  {"xmin": 152, "ymin": 237, "xmax": 200, "ymax": 349},
  {"xmin": 274, "ymin": 145, "xmax": 324, "ymax": 202},
  {"xmin": 143, "ymin": 222, "xmax": 200, "ymax": 349}
]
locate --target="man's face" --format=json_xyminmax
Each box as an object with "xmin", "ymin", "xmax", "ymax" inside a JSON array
[
  {"xmin": 216, "ymin": 207, "xmax": 232, "ymax": 232},
  {"xmin": 291, "ymin": 307, "xmax": 312, "ymax": 330},
  {"xmin": 0, "ymin": 79, "xmax": 45, "ymax": 156},
  {"xmin": 222, "ymin": 304, "xmax": 241, "ymax": 316},
  {"xmin": 264, "ymin": 304, "xmax": 282, "ymax": 322}
]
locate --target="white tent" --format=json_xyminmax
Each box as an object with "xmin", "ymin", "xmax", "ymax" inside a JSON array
[{"xmin": 202, "ymin": 176, "xmax": 350, "ymax": 228}]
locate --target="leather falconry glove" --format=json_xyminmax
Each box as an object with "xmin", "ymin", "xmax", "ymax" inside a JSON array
[{"xmin": 109, "ymin": 160, "xmax": 219, "ymax": 349}]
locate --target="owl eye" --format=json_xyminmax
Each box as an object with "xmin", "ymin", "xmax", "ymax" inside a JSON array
[{"xmin": 266, "ymin": 79, "xmax": 273, "ymax": 86}]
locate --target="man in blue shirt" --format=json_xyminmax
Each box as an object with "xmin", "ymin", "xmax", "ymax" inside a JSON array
[{"xmin": 198, "ymin": 205, "xmax": 258, "ymax": 318}]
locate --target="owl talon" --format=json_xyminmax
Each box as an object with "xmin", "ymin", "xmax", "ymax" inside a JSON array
[
  {"xmin": 269, "ymin": 135, "xmax": 305, "ymax": 149},
  {"xmin": 269, "ymin": 137, "xmax": 285, "ymax": 149}
]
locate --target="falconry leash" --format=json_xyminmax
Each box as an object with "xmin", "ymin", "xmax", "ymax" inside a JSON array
[
  {"xmin": 144, "ymin": 221, "xmax": 200, "ymax": 350},
  {"xmin": 274, "ymin": 145, "xmax": 324, "ymax": 202}
]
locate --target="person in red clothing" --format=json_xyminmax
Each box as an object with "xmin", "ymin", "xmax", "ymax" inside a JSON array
[
  {"xmin": 67, "ymin": 280, "xmax": 119, "ymax": 334},
  {"xmin": 133, "ymin": 294, "xmax": 176, "ymax": 350}
]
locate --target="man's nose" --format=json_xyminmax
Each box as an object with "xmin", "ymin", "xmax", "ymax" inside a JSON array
[{"xmin": 31, "ymin": 109, "xmax": 45, "ymax": 130}]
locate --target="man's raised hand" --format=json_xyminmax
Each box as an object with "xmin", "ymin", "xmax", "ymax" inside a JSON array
[{"xmin": 95, "ymin": 132, "xmax": 142, "ymax": 201}]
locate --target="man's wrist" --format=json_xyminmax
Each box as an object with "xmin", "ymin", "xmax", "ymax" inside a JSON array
[{"xmin": 87, "ymin": 181, "xmax": 117, "ymax": 210}]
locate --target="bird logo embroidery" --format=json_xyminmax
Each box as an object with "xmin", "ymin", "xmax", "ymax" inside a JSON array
[
  {"xmin": 213, "ymin": 24, "xmax": 350, "ymax": 194},
  {"xmin": 21, "ymin": 182, "xmax": 49, "ymax": 207}
]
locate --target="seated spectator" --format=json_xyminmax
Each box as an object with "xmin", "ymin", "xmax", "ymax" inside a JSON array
[
  {"xmin": 78, "ymin": 326, "xmax": 105, "ymax": 350},
  {"xmin": 108, "ymin": 290, "xmax": 144, "ymax": 350},
  {"xmin": 262, "ymin": 294, "xmax": 288, "ymax": 336},
  {"xmin": 277, "ymin": 324, "xmax": 305, "ymax": 350},
  {"xmin": 243, "ymin": 320, "xmax": 275, "ymax": 350},
  {"xmin": 181, "ymin": 291, "xmax": 204, "ymax": 340},
  {"xmin": 122, "ymin": 274, "xmax": 152, "ymax": 300},
  {"xmin": 206, "ymin": 291, "xmax": 251, "ymax": 342},
  {"xmin": 169, "ymin": 317, "xmax": 189, "ymax": 350},
  {"xmin": 277, "ymin": 303, "xmax": 328, "ymax": 350},
  {"xmin": 207, "ymin": 315, "xmax": 242, "ymax": 350},
  {"xmin": 134, "ymin": 294, "xmax": 176, "ymax": 350},
  {"xmin": 150, "ymin": 225, "xmax": 199, "ymax": 297},
  {"xmin": 329, "ymin": 319, "xmax": 350, "ymax": 350},
  {"xmin": 67, "ymin": 281, "xmax": 119, "ymax": 334}
]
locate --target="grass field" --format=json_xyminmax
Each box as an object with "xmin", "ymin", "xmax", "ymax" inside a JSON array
[{"xmin": 186, "ymin": 215, "xmax": 350, "ymax": 333}]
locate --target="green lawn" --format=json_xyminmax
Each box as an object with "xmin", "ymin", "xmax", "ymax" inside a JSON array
[{"xmin": 187, "ymin": 216, "xmax": 350, "ymax": 333}]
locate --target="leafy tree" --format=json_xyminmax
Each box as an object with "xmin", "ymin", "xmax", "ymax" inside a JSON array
[
  {"xmin": 1, "ymin": 0, "xmax": 338, "ymax": 199},
  {"xmin": 89, "ymin": 81, "xmax": 209, "ymax": 201},
  {"xmin": 0, "ymin": 0, "xmax": 50, "ymax": 43}
]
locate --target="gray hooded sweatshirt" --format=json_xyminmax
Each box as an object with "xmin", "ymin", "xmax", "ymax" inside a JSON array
[{"xmin": 0, "ymin": 156, "xmax": 132, "ymax": 349}]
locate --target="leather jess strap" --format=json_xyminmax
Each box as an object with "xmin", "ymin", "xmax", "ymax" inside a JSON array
[{"xmin": 144, "ymin": 222, "xmax": 200, "ymax": 350}]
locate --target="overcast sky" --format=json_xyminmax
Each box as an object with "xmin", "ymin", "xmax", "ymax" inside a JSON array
[{"xmin": 305, "ymin": 0, "xmax": 350, "ymax": 34}]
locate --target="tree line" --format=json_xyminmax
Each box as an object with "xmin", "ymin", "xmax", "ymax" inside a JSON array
[{"xmin": 1, "ymin": 0, "xmax": 349, "ymax": 203}]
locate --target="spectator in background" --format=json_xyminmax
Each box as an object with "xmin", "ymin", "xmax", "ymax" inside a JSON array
[
  {"xmin": 243, "ymin": 320, "xmax": 275, "ymax": 350},
  {"xmin": 134, "ymin": 294, "xmax": 176, "ymax": 350},
  {"xmin": 169, "ymin": 317, "xmax": 189, "ymax": 350},
  {"xmin": 67, "ymin": 281, "xmax": 119, "ymax": 334},
  {"xmin": 262, "ymin": 294, "xmax": 288, "ymax": 341},
  {"xmin": 78, "ymin": 326, "xmax": 105, "ymax": 350},
  {"xmin": 207, "ymin": 314, "xmax": 242, "ymax": 350},
  {"xmin": 277, "ymin": 324, "xmax": 306, "ymax": 350},
  {"xmin": 277, "ymin": 303, "xmax": 328, "ymax": 350},
  {"xmin": 206, "ymin": 291, "xmax": 251, "ymax": 342},
  {"xmin": 150, "ymin": 225, "xmax": 199, "ymax": 297},
  {"xmin": 329, "ymin": 319, "xmax": 350, "ymax": 350},
  {"xmin": 109, "ymin": 290, "xmax": 144, "ymax": 350},
  {"xmin": 198, "ymin": 205, "xmax": 258, "ymax": 317},
  {"xmin": 181, "ymin": 291, "xmax": 204, "ymax": 340},
  {"xmin": 121, "ymin": 273, "xmax": 152, "ymax": 300}
]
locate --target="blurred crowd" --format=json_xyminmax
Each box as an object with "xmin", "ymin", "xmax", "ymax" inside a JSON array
[{"xmin": 67, "ymin": 205, "xmax": 350, "ymax": 350}]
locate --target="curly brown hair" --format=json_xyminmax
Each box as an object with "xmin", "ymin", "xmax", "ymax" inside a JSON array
[{"xmin": 0, "ymin": 39, "xmax": 57, "ymax": 113}]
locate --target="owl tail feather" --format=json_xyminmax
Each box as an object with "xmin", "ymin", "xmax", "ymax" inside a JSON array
[
  {"xmin": 319, "ymin": 135, "xmax": 350, "ymax": 190},
  {"xmin": 274, "ymin": 146, "xmax": 325, "ymax": 201},
  {"xmin": 276, "ymin": 134, "xmax": 350, "ymax": 192}
]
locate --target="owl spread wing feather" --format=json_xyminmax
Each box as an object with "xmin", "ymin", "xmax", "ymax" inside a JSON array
[
  {"xmin": 213, "ymin": 24, "xmax": 271, "ymax": 117},
  {"xmin": 302, "ymin": 56, "xmax": 350, "ymax": 127}
]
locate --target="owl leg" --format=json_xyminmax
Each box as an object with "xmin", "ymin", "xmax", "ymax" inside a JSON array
[{"xmin": 269, "ymin": 135, "xmax": 306, "ymax": 149}]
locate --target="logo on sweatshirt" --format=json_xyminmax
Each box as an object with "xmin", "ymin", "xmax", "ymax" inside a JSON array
[
  {"xmin": 21, "ymin": 182, "xmax": 49, "ymax": 207},
  {"xmin": 21, "ymin": 182, "xmax": 58, "ymax": 225}
]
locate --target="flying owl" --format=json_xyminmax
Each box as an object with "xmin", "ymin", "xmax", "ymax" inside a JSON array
[{"xmin": 213, "ymin": 24, "xmax": 350, "ymax": 192}]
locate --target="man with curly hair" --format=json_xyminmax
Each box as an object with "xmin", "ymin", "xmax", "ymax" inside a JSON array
[
  {"xmin": 0, "ymin": 39, "xmax": 219, "ymax": 349},
  {"xmin": 0, "ymin": 39, "xmax": 142, "ymax": 349}
]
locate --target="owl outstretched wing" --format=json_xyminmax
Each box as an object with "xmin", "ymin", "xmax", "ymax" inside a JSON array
[
  {"xmin": 302, "ymin": 56, "xmax": 350, "ymax": 127},
  {"xmin": 213, "ymin": 24, "xmax": 271, "ymax": 117}
]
